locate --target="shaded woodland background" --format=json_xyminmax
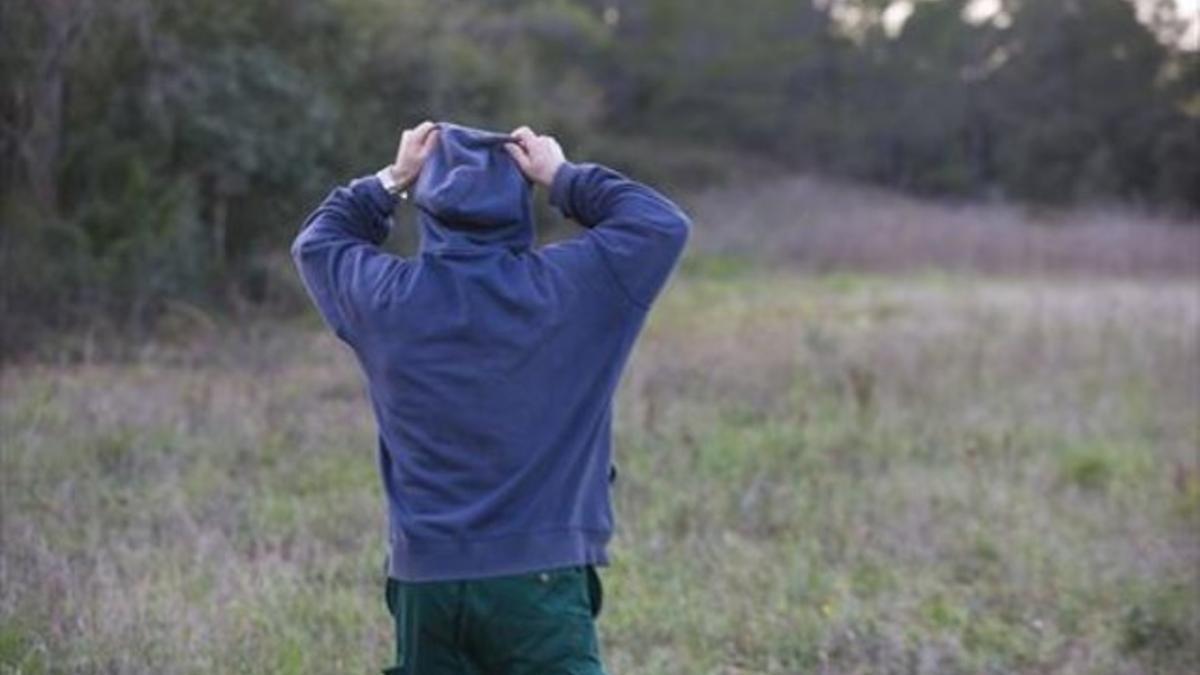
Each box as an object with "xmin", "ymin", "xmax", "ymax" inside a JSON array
[{"xmin": 1, "ymin": 0, "xmax": 1198, "ymax": 355}]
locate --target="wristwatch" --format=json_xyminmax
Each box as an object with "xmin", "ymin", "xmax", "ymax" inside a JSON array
[{"xmin": 376, "ymin": 165, "xmax": 409, "ymax": 200}]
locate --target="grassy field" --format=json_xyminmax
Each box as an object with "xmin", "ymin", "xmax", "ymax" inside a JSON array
[{"xmin": 2, "ymin": 263, "xmax": 1197, "ymax": 674}]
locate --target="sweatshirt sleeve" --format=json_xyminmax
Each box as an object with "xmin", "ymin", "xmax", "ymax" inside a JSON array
[
  {"xmin": 548, "ymin": 162, "xmax": 691, "ymax": 310},
  {"xmin": 290, "ymin": 175, "xmax": 404, "ymax": 346}
]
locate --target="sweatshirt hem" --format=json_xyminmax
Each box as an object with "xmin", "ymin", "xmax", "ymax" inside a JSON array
[{"xmin": 386, "ymin": 527, "xmax": 611, "ymax": 582}]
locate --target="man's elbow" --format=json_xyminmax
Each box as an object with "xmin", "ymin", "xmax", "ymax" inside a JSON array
[
  {"xmin": 290, "ymin": 234, "xmax": 303, "ymax": 263},
  {"xmin": 665, "ymin": 208, "xmax": 692, "ymax": 252},
  {"xmin": 291, "ymin": 202, "xmax": 336, "ymax": 263},
  {"xmin": 290, "ymin": 226, "xmax": 316, "ymax": 265},
  {"xmin": 290, "ymin": 230, "xmax": 325, "ymax": 287}
]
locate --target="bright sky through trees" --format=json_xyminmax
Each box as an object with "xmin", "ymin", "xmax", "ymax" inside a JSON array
[{"xmin": 877, "ymin": 0, "xmax": 1198, "ymax": 48}]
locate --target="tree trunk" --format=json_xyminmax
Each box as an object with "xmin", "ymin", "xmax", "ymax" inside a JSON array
[{"xmin": 12, "ymin": 0, "xmax": 92, "ymax": 214}]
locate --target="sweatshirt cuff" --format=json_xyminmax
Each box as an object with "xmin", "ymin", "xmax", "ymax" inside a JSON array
[
  {"xmin": 347, "ymin": 174, "xmax": 398, "ymax": 243},
  {"xmin": 548, "ymin": 162, "xmax": 585, "ymax": 224},
  {"xmin": 351, "ymin": 174, "xmax": 400, "ymax": 217}
]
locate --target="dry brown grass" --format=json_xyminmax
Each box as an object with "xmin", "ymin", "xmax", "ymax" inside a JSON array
[{"xmin": 687, "ymin": 176, "xmax": 1200, "ymax": 277}]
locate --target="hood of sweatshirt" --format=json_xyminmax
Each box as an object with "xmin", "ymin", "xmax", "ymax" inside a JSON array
[{"xmin": 412, "ymin": 122, "xmax": 534, "ymax": 255}]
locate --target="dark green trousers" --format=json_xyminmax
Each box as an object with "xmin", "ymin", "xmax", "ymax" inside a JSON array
[{"xmin": 383, "ymin": 565, "xmax": 607, "ymax": 675}]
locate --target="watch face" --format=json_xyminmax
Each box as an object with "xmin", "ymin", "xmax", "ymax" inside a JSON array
[{"xmin": 377, "ymin": 166, "xmax": 400, "ymax": 193}]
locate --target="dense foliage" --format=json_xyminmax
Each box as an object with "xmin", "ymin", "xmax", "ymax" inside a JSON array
[{"xmin": 2, "ymin": 0, "xmax": 1197, "ymax": 352}]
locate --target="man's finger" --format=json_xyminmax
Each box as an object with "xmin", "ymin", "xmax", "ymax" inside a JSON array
[
  {"xmin": 418, "ymin": 129, "xmax": 440, "ymax": 157},
  {"xmin": 412, "ymin": 120, "xmax": 436, "ymax": 138},
  {"xmin": 505, "ymin": 143, "xmax": 531, "ymax": 170},
  {"xmin": 511, "ymin": 126, "xmax": 536, "ymax": 145},
  {"xmin": 505, "ymin": 142, "xmax": 529, "ymax": 163},
  {"xmin": 403, "ymin": 122, "xmax": 433, "ymax": 148}
]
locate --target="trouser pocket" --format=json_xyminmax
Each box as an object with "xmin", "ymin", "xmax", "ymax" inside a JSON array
[
  {"xmin": 384, "ymin": 576, "xmax": 398, "ymax": 617},
  {"xmin": 469, "ymin": 567, "xmax": 606, "ymax": 674},
  {"xmin": 586, "ymin": 565, "xmax": 603, "ymax": 618}
]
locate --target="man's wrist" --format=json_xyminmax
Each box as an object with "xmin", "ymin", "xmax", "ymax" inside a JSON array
[
  {"xmin": 539, "ymin": 160, "xmax": 566, "ymax": 188},
  {"xmin": 376, "ymin": 165, "xmax": 412, "ymax": 197}
]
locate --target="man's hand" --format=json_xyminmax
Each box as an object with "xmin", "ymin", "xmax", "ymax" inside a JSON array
[
  {"xmin": 389, "ymin": 121, "xmax": 440, "ymax": 190},
  {"xmin": 505, "ymin": 126, "xmax": 566, "ymax": 188}
]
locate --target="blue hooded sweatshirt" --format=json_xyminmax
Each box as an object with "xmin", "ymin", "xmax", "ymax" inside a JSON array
[{"xmin": 291, "ymin": 123, "xmax": 690, "ymax": 581}]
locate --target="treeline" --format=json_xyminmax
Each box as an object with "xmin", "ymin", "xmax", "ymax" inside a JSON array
[{"xmin": 1, "ymin": 0, "xmax": 1197, "ymax": 354}]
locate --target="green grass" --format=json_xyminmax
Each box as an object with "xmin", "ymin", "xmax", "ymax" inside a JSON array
[{"xmin": 2, "ymin": 273, "xmax": 1198, "ymax": 673}]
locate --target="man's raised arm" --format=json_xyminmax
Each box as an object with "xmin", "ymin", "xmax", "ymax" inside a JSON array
[
  {"xmin": 291, "ymin": 122, "xmax": 439, "ymax": 344},
  {"xmin": 506, "ymin": 127, "xmax": 691, "ymax": 311}
]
